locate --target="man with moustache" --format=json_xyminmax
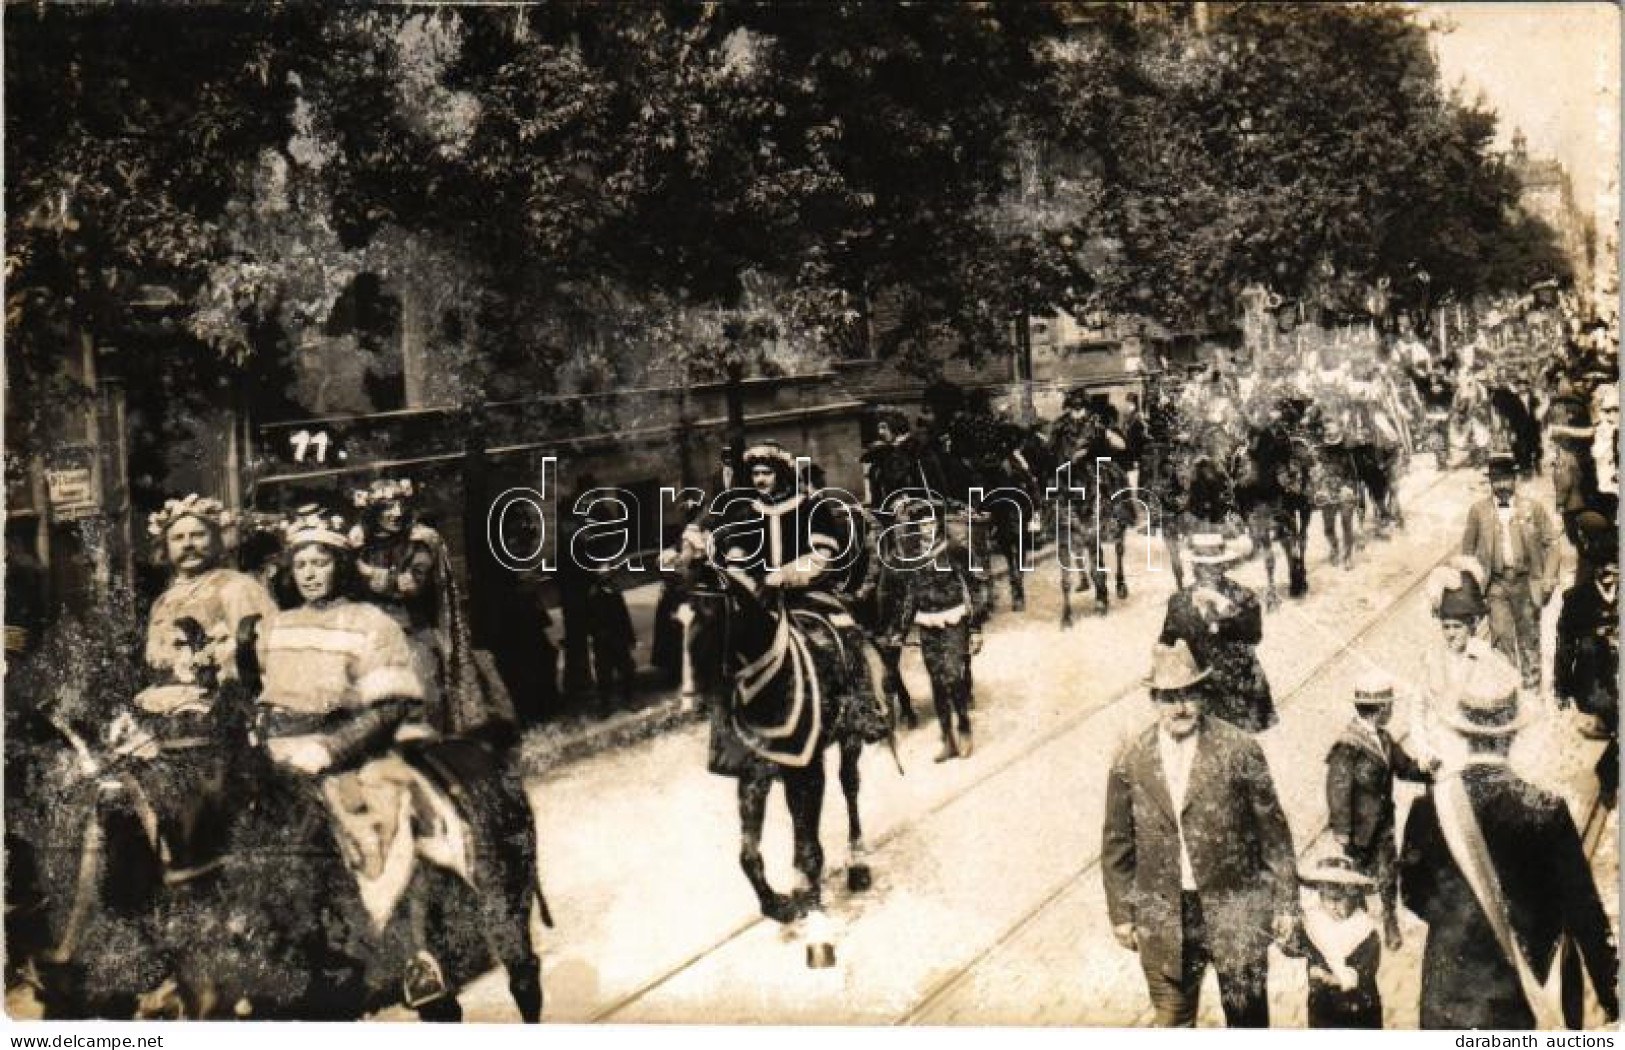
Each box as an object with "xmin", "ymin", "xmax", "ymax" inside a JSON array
[{"xmin": 1103, "ymin": 640, "xmax": 1300, "ymax": 1027}]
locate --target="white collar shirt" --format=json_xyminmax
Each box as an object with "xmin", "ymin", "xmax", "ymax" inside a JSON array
[{"xmin": 1157, "ymin": 725, "xmax": 1200, "ymax": 891}]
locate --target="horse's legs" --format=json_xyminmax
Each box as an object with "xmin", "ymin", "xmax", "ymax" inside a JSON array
[
  {"xmin": 738, "ymin": 775, "xmax": 795, "ymax": 923},
  {"xmin": 1114, "ymin": 534, "xmax": 1128, "ymax": 599},
  {"xmin": 1059, "ymin": 566, "xmax": 1075, "ymax": 630},
  {"xmin": 1165, "ymin": 526, "xmax": 1186, "ymax": 591},
  {"xmin": 1254, "ymin": 513, "xmax": 1279, "ymax": 609},
  {"xmin": 838, "ymin": 740, "xmax": 871, "ymax": 892},
  {"xmin": 470, "ymin": 781, "xmax": 546, "ymax": 1023},
  {"xmin": 1089, "ymin": 528, "xmax": 1109, "ymax": 614},
  {"xmin": 998, "ymin": 521, "xmax": 1026, "ymax": 613},
  {"xmin": 880, "ymin": 643, "xmax": 916, "ymax": 728},
  {"xmin": 784, "ymin": 761, "xmax": 827, "ymax": 915}
]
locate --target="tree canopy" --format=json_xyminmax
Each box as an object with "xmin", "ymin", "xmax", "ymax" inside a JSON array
[{"xmin": 5, "ymin": 0, "xmax": 1573, "ymax": 449}]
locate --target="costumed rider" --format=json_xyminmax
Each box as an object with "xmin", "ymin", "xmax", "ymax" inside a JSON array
[
  {"xmin": 129, "ymin": 496, "xmax": 278, "ymax": 879},
  {"xmin": 80, "ymin": 495, "xmax": 279, "ymax": 1005},
  {"xmin": 703, "ymin": 442, "xmax": 890, "ymax": 765},
  {"xmin": 352, "ymin": 478, "xmax": 514, "ymax": 741},
  {"xmin": 251, "ymin": 506, "xmax": 459, "ymax": 1016}
]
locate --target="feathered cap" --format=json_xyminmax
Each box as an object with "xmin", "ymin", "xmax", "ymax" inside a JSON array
[
  {"xmin": 281, "ymin": 504, "xmax": 353, "ymax": 552},
  {"xmin": 742, "ymin": 441, "xmax": 797, "ymax": 482},
  {"xmin": 872, "ymin": 405, "xmax": 911, "ymax": 434},
  {"xmin": 1426, "ymin": 556, "xmax": 1488, "ymax": 621},
  {"xmin": 147, "ymin": 494, "xmax": 235, "ymax": 540},
  {"xmin": 353, "ymin": 477, "xmax": 417, "ymax": 509}
]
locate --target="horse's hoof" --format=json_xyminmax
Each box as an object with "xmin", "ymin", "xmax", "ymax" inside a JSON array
[
  {"xmin": 847, "ymin": 865, "xmax": 873, "ymax": 893},
  {"xmin": 762, "ymin": 893, "xmax": 800, "ymax": 924},
  {"xmin": 1116, "ymin": 581, "xmax": 1128, "ymax": 600},
  {"xmin": 1060, "ymin": 617, "xmax": 1074, "ymax": 631},
  {"xmin": 1011, "ymin": 597, "xmax": 1026, "ymax": 613}
]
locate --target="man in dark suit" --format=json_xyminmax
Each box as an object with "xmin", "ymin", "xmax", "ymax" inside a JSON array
[
  {"xmin": 1326, "ymin": 672, "xmax": 1435, "ymax": 949},
  {"xmin": 1103, "ymin": 640, "xmax": 1300, "ymax": 1027},
  {"xmin": 1159, "ymin": 533, "xmax": 1276, "ymax": 732},
  {"xmin": 1556, "ymin": 510, "xmax": 1619, "ymax": 803},
  {"xmin": 1460, "ymin": 452, "xmax": 1561, "ymax": 687},
  {"xmin": 1400, "ymin": 661, "xmax": 1619, "ymax": 1029}
]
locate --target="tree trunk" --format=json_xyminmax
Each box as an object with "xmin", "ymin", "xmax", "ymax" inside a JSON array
[{"xmin": 725, "ymin": 359, "xmax": 746, "ymax": 486}]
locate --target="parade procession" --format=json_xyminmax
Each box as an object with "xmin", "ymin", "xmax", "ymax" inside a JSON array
[{"xmin": 3, "ymin": 1, "xmax": 1621, "ymax": 1037}]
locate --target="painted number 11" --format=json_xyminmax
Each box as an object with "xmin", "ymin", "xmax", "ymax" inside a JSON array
[{"xmin": 289, "ymin": 429, "xmax": 331, "ymax": 464}]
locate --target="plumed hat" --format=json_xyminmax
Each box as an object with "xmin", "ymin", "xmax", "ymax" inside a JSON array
[{"xmin": 1427, "ymin": 556, "xmax": 1488, "ymax": 621}]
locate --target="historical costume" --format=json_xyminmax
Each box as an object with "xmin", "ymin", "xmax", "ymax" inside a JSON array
[
  {"xmin": 352, "ymin": 478, "xmax": 512, "ymax": 737},
  {"xmin": 1325, "ymin": 672, "xmax": 1432, "ymax": 947},
  {"xmin": 880, "ymin": 500, "xmax": 986, "ymax": 762},
  {"xmin": 134, "ymin": 496, "xmax": 276, "ymax": 872},
  {"xmin": 702, "ymin": 442, "xmax": 888, "ymax": 772},
  {"xmin": 242, "ymin": 506, "xmax": 465, "ymax": 1016},
  {"xmin": 1400, "ymin": 663, "xmax": 1619, "ymax": 1030},
  {"xmin": 1311, "ymin": 417, "xmax": 1362, "ymax": 569},
  {"xmin": 1159, "ymin": 534, "xmax": 1276, "ymax": 733},
  {"xmin": 1102, "ymin": 641, "xmax": 1299, "ymax": 1027},
  {"xmin": 1411, "ymin": 557, "xmax": 1518, "ymax": 774}
]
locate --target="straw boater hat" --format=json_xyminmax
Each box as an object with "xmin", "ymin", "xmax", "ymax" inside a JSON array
[
  {"xmin": 1186, "ymin": 532, "xmax": 1245, "ymax": 566},
  {"xmin": 281, "ymin": 504, "xmax": 353, "ymax": 552},
  {"xmin": 1441, "ymin": 657, "xmax": 1531, "ymax": 738},
  {"xmin": 1351, "ymin": 670, "xmax": 1397, "ymax": 707},
  {"xmin": 1145, "ymin": 639, "xmax": 1210, "ymax": 694},
  {"xmin": 1487, "ymin": 451, "xmax": 1518, "ymax": 478},
  {"xmin": 1426, "ymin": 556, "xmax": 1487, "ymax": 621},
  {"xmin": 1299, "ymin": 850, "xmax": 1377, "ymax": 890}
]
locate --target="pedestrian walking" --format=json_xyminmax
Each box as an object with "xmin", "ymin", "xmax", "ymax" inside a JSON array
[
  {"xmin": 1400, "ymin": 659, "xmax": 1620, "ymax": 1030},
  {"xmin": 1325, "ymin": 672, "xmax": 1435, "ymax": 949},
  {"xmin": 883, "ymin": 498, "xmax": 984, "ymax": 761},
  {"xmin": 1102, "ymin": 640, "xmax": 1299, "ymax": 1027},
  {"xmin": 1459, "ymin": 452, "xmax": 1561, "ymax": 688},
  {"xmin": 1555, "ymin": 510, "xmax": 1618, "ymax": 805},
  {"xmin": 1288, "ymin": 851, "xmax": 1383, "ymax": 1029},
  {"xmin": 1159, "ymin": 533, "xmax": 1276, "ymax": 733}
]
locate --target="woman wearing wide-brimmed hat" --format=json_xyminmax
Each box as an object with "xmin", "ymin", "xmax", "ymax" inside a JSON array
[{"xmin": 1158, "ymin": 533, "xmax": 1276, "ymax": 733}]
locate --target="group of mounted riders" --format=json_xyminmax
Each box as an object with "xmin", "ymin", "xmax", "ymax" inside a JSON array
[
  {"xmin": 4, "ymin": 332, "xmax": 1559, "ymax": 1019},
  {"xmin": 8, "ymin": 483, "xmax": 547, "ymax": 1021}
]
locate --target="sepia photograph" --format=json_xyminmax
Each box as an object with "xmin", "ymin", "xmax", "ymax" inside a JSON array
[{"xmin": 2, "ymin": 0, "xmax": 1619, "ymax": 1033}]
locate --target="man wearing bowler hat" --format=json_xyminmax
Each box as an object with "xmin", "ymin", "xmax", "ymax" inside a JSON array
[
  {"xmin": 1400, "ymin": 659, "xmax": 1619, "ymax": 1029},
  {"xmin": 1460, "ymin": 451, "xmax": 1561, "ymax": 688},
  {"xmin": 1102, "ymin": 640, "xmax": 1299, "ymax": 1027}
]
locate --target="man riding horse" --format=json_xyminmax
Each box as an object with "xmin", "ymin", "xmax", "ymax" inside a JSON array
[
  {"xmin": 30, "ymin": 494, "xmax": 277, "ymax": 1017},
  {"xmin": 691, "ymin": 441, "xmax": 892, "ymax": 924}
]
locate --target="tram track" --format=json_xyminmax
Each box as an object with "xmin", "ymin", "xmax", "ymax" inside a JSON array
[
  {"xmin": 592, "ymin": 466, "xmax": 1464, "ymax": 1024},
  {"xmin": 896, "ymin": 489, "xmax": 1469, "ymax": 1026}
]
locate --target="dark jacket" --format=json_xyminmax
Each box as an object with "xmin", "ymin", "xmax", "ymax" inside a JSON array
[
  {"xmin": 1460, "ymin": 495, "xmax": 1561, "ymax": 598},
  {"xmin": 1102, "ymin": 717, "xmax": 1299, "ymax": 983},
  {"xmin": 1160, "ymin": 577, "xmax": 1275, "ymax": 732},
  {"xmin": 1400, "ymin": 760, "xmax": 1620, "ymax": 1029},
  {"xmin": 1325, "ymin": 719, "xmax": 1430, "ymax": 854},
  {"xmin": 1555, "ymin": 581, "xmax": 1618, "ymax": 720},
  {"xmin": 1287, "ymin": 923, "xmax": 1383, "ymax": 1028}
]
